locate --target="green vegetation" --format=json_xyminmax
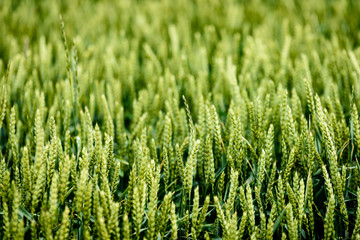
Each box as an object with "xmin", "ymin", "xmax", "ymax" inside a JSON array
[{"xmin": 1, "ymin": 0, "xmax": 360, "ymax": 239}]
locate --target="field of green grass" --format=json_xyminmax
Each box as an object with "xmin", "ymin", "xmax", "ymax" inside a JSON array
[{"xmin": 1, "ymin": 0, "xmax": 360, "ymax": 239}]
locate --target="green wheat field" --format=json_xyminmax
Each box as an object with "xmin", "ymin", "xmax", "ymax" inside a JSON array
[{"xmin": 1, "ymin": 0, "xmax": 360, "ymax": 239}]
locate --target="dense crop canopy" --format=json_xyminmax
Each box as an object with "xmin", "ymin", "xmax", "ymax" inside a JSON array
[{"xmin": 1, "ymin": 0, "xmax": 360, "ymax": 239}]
